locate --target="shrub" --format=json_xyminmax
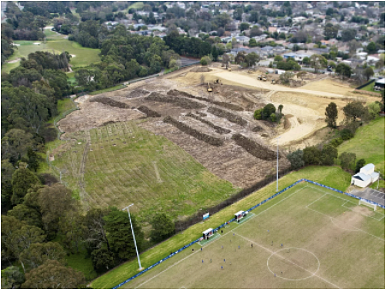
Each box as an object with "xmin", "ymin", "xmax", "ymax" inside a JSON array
[
  {"xmin": 340, "ymin": 128, "xmax": 354, "ymax": 140},
  {"xmin": 200, "ymin": 57, "xmax": 208, "ymax": 66},
  {"xmin": 270, "ymin": 113, "xmax": 277, "ymax": 122},
  {"xmin": 355, "ymin": 159, "xmax": 366, "ymax": 173},
  {"xmin": 329, "ymin": 137, "xmax": 343, "ymax": 147},
  {"xmin": 262, "ymin": 103, "xmax": 276, "ymax": 120},
  {"xmin": 303, "ymin": 146, "xmax": 321, "ymax": 165},
  {"xmin": 254, "ymin": 108, "xmax": 263, "ymax": 120},
  {"xmin": 287, "ymin": 150, "xmax": 304, "ymax": 170},
  {"xmin": 320, "ymin": 144, "xmax": 338, "ymax": 165},
  {"xmin": 339, "ymin": 152, "xmax": 356, "ymax": 171}
]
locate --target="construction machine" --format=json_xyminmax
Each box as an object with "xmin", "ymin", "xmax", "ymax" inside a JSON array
[
  {"xmin": 262, "ymin": 76, "xmax": 267, "ymax": 82},
  {"xmin": 207, "ymin": 82, "xmax": 213, "ymax": 92},
  {"xmin": 257, "ymin": 75, "xmax": 262, "ymax": 80}
]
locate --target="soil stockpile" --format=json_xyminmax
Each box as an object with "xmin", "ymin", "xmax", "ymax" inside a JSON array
[
  {"xmin": 163, "ymin": 116, "xmax": 223, "ymax": 146},
  {"xmin": 128, "ymin": 89, "xmax": 150, "ymax": 98},
  {"xmin": 252, "ymin": 126, "xmax": 263, "ymax": 132},
  {"xmin": 90, "ymin": 97, "xmax": 130, "ymax": 108},
  {"xmin": 208, "ymin": 106, "xmax": 247, "ymax": 126},
  {"xmin": 231, "ymin": 133, "xmax": 278, "ymax": 160},
  {"xmin": 137, "ymin": 106, "xmax": 161, "ymax": 117},
  {"xmin": 190, "ymin": 67, "xmax": 211, "ymax": 72},
  {"xmin": 186, "ymin": 112, "xmax": 231, "ymax": 134},
  {"xmin": 145, "ymin": 92, "xmax": 205, "ymax": 109},
  {"xmin": 167, "ymin": 89, "xmax": 244, "ymax": 111}
]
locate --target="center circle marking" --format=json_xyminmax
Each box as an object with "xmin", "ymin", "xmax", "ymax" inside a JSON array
[{"xmin": 266, "ymin": 247, "xmax": 320, "ymax": 281}]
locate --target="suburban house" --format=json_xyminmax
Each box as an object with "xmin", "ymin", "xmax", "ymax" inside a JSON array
[
  {"xmin": 351, "ymin": 163, "xmax": 379, "ymax": 188},
  {"xmin": 375, "ymin": 78, "xmax": 385, "ymax": 89}
]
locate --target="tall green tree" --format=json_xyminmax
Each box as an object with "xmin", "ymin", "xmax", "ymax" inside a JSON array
[
  {"xmin": 325, "ymin": 102, "xmax": 338, "ymax": 128},
  {"xmin": 8, "ymin": 204, "xmax": 42, "ymax": 228},
  {"xmin": 104, "ymin": 207, "xmax": 144, "ymax": 261},
  {"xmin": 343, "ymin": 101, "xmax": 366, "ymax": 122},
  {"xmin": 287, "ymin": 150, "xmax": 304, "ymax": 170},
  {"xmin": 22, "ymin": 260, "xmax": 85, "ymax": 289},
  {"xmin": 339, "ymin": 152, "xmax": 356, "ymax": 171},
  {"xmin": 1, "ymin": 266, "xmax": 25, "ymax": 289},
  {"xmin": 150, "ymin": 213, "xmax": 175, "ymax": 243},
  {"xmin": 355, "ymin": 159, "xmax": 366, "ymax": 173},
  {"xmin": 11, "ymin": 164, "xmax": 40, "ymax": 205}
]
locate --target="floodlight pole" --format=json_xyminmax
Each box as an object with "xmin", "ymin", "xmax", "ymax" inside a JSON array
[
  {"xmin": 276, "ymin": 137, "xmax": 280, "ymax": 192},
  {"xmin": 123, "ymin": 204, "xmax": 143, "ymax": 270}
]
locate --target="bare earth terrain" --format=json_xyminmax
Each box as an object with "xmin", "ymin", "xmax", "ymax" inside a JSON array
[{"xmin": 58, "ymin": 65, "xmax": 379, "ymax": 189}]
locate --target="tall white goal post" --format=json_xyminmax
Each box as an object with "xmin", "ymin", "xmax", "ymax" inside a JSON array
[{"xmin": 359, "ymin": 199, "xmax": 377, "ymax": 211}]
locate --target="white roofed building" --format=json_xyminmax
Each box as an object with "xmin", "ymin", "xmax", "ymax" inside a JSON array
[{"xmin": 351, "ymin": 163, "xmax": 379, "ymax": 188}]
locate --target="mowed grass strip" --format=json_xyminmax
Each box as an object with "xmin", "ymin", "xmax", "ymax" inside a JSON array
[
  {"xmin": 91, "ymin": 165, "xmax": 354, "ymax": 289},
  {"xmin": 337, "ymin": 117, "xmax": 385, "ymax": 188},
  {"xmin": 123, "ymin": 184, "xmax": 384, "ymax": 289}
]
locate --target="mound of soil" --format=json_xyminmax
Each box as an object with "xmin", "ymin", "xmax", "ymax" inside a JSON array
[
  {"xmin": 163, "ymin": 116, "xmax": 223, "ymax": 146},
  {"xmin": 145, "ymin": 92, "xmax": 206, "ymax": 109},
  {"xmin": 208, "ymin": 106, "xmax": 247, "ymax": 126},
  {"xmin": 190, "ymin": 67, "xmax": 211, "ymax": 72},
  {"xmin": 167, "ymin": 89, "xmax": 244, "ymax": 111},
  {"xmin": 90, "ymin": 96, "xmax": 130, "ymax": 108},
  {"xmin": 186, "ymin": 112, "xmax": 231, "ymax": 134},
  {"xmin": 231, "ymin": 133, "xmax": 278, "ymax": 160},
  {"xmin": 196, "ymin": 111, "xmax": 207, "ymax": 117},
  {"xmin": 252, "ymin": 126, "xmax": 263, "ymax": 132},
  {"xmin": 127, "ymin": 89, "xmax": 150, "ymax": 98},
  {"xmin": 137, "ymin": 106, "xmax": 161, "ymax": 117}
]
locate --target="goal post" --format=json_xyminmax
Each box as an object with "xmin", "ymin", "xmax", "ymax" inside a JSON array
[{"xmin": 359, "ymin": 199, "xmax": 377, "ymax": 211}]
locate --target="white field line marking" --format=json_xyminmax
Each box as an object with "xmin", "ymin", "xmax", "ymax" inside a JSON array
[
  {"xmin": 233, "ymin": 232, "xmax": 341, "ymax": 289},
  {"xmin": 341, "ymin": 201, "xmax": 385, "ymax": 221},
  {"xmin": 306, "ymin": 185, "xmax": 385, "ymax": 237},
  {"xmin": 306, "ymin": 193, "xmax": 327, "ymax": 208},
  {"xmin": 134, "ymin": 235, "xmax": 221, "ymax": 289},
  {"xmin": 133, "ymin": 184, "xmax": 308, "ymax": 288},
  {"xmin": 306, "ymin": 206, "xmax": 385, "ymax": 241}
]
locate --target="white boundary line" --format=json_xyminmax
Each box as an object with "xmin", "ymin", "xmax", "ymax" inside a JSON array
[
  {"xmin": 133, "ymin": 184, "xmax": 309, "ymax": 288},
  {"xmin": 234, "ymin": 233, "xmax": 340, "ymax": 288}
]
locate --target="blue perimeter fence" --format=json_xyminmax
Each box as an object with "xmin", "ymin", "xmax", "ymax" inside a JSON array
[{"xmin": 112, "ymin": 178, "xmax": 384, "ymax": 289}]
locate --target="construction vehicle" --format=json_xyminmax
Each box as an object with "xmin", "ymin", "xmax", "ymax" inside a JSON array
[
  {"xmin": 207, "ymin": 82, "xmax": 213, "ymax": 92},
  {"xmin": 271, "ymin": 79, "xmax": 275, "ymax": 84},
  {"xmin": 262, "ymin": 76, "xmax": 267, "ymax": 82},
  {"xmin": 214, "ymin": 79, "xmax": 223, "ymax": 85},
  {"xmin": 257, "ymin": 75, "xmax": 262, "ymax": 80}
]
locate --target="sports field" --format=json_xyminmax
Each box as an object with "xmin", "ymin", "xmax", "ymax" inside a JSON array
[{"xmin": 121, "ymin": 182, "xmax": 385, "ymax": 289}]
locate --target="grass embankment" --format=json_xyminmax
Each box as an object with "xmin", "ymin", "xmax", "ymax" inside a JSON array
[
  {"xmin": 91, "ymin": 165, "xmax": 352, "ymax": 289},
  {"xmin": 359, "ymin": 81, "xmax": 381, "ymax": 95},
  {"xmin": 2, "ymin": 30, "xmax": 101, "ymax": 73},
  {"xmin": 337, "ymin": 117, "xmax": 385, "ymax": 189},
  {"xmin": 89, "ymin": 84, "xmax": 126, "ymax": 95}
]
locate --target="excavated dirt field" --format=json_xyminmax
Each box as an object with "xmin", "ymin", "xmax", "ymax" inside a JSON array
[{"xmin": 58, "ymin": 66, "xmax": 379, "ymax": 187}]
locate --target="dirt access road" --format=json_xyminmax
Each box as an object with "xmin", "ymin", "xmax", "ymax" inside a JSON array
[{"xmin": 214, "ymin": 70, "xmax": 347, "ymax": 98}]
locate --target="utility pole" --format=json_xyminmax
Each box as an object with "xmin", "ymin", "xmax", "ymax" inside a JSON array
[
  {"xmin": 122, "ymin": 204, "xmax": 143, "ymax": 270},
  {"xmin": 276, "ymin": 137, "xmax": 281, "ymax": 192}
]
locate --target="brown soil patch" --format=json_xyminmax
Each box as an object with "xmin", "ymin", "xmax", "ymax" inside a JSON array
[
  {"xmin": 300, "ymin": 79, "xmax": 354, "ymax": 96},
  {"xmin": 145, "ymin": 92, "xmax": 206, "ymax": 109},
  {"xmin": 186, "ymin": 112, "xmax": 231, "ymax": 134},
  {"xmin": 90, "ymin": 96, "xmax": 131, "ymax": 108},
  {"xmin": 208, "ymin": 106, "xmax": 247, "ymax": 126},
  {"xmin": 190, "ymin": 67, "xmax": 211, "ymax": 72},
  {"xmin": 331, "ymin": 209, "xmax": 366, "ymax": 230},
  {"xmin": 137, "ymin": 106, "xmax": 161, "ymax": 117},
  {"xmin": 58, "ymin": 97, "xmax": 144, "ymax": 133},
  {"xmin": 231, "ymin": 133, "xmax": 279, "ymax": 160},
  {"xmin": 139, "ymin": 119, "xmax": 290, "ymax": 188},
  {"xmin": 127, "ymin": 89, "xmax": 150, "ymax": 98},
  {"xmin": 163, "ymin": 116, "xmax": 223, "ymax": 146}
]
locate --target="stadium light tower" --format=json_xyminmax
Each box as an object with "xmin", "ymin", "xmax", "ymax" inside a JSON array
[
  {"xmin": 122, "ymin": 204, "xmax": 143, "ymax": 270},
  {"xmin": 276, "ymin": 137, "xmax": 281, "ymax": 192}
]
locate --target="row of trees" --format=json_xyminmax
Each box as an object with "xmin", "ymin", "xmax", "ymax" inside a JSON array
[
  {"xmin": 2, "ymin": 162, "xmax": 176, "ymax": 288},
  {"xmin": 254, "ymin": 103, "xmax": 284, "ymax": 123},
  {"xmin": 288, "ymin": 98, "xmax": 384, "ymax": 172}
]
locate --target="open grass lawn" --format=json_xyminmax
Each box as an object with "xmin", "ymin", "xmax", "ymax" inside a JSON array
[
  {"xmin": 2, "ymin": 31, "xmax": 101, "ymax": 73},
  {"xmin": 128, "ymin": 2, "xmax": 144, "ymax": 9},
  {"xmin": 52, "ymin": 120, "xmax": 239, "ymax": 224},
  {"xmin": 91, "ymin": 165, "xmax": 355, "ymax": 289},
  {"xmin": 97, "ymin": 183, "xmax": 385, "ymax": 289},
  {"xmin": 338, "ymin": 117, "xmax": 385, "ymax": 188}
]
